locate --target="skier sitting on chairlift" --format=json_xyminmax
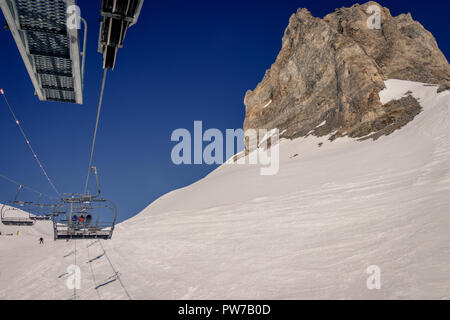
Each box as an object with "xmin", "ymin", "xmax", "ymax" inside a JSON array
[
  {"xmin": 78, "ymin": 214, "xmax": 85, "ymax": 223},
  {"xmin": 85, "ymin": 214, "xmax": 92, "ymax": 225},
  {"xmin": 71, "ymin": 215, "xmax": 78, "ymax": 224}
]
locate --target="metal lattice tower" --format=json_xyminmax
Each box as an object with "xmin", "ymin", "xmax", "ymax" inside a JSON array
[{"xmin": 1, "ymin": 0, "xmax": 83, "ymax": 104}]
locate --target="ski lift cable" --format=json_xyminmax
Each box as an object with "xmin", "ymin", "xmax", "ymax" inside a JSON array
[
  {"xmin": 0, "ymin": 173, "xmax": 55, "ymax": 199},
  {"xmin": 98, "ymin": 240, "xmax": 132, "ymax": 300},
  {"xmin": 0, "ymin": 89, "xmax": 61, "ymax": 197},
  {"xmin": 83, "ymin": 69, "xmax": 108, "ymax": 195}
]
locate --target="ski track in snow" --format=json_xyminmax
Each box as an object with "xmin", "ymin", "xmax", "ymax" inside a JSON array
[{"xmin": 1, "ymin": 80, "xmax": 450, "ymax": 299}]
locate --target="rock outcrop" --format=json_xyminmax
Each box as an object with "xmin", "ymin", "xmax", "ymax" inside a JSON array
[{"xmin": 243, "ymin": 2, "xmax": 450, "ymax": 143}]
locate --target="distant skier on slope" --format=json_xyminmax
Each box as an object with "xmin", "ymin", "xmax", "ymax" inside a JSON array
[{"xmin": 39, "ymin": 237, "xmax": 44, "ymax": 245}]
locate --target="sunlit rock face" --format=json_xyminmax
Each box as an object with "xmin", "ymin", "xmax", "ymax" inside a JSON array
[{"xmin": 243, "ymin": 2, "xmax": 450, "ymax": 144}]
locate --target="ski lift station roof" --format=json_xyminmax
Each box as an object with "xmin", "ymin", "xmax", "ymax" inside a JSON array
[{"xmin": 0, "ymin": 0, "xmax": 83, "ymax": 104}]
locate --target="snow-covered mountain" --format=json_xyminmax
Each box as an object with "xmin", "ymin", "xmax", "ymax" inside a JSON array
[
  {"xmin": 1, "ymin": 80, "xmax": 449, "ymax": 299},
  {"xmin": 244, "ymin": 2, "xmax": 450, "ymax": 143}
]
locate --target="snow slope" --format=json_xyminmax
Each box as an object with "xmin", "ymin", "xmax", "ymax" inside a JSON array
[{"xmin": 1, "ymin": 80, "xmax": 449, "ymax": 299}]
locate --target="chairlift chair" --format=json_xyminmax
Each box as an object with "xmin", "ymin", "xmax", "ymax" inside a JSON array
[
  {"xmin": 1, "ymin": 204, "xmax": 35, "ymax": 226},
  {"xmin": 0, "ymin": 185, "xmax": 36, "ymax": 226},
  {"xmin": 52, "ymin": 198, "xmax": 117, "ymax": 240},
  {"xmin": 24, "ymin": 195, "xmax": 55, "ymax": 221},
  {"xmin": 29, "ymin": 203, "xmax": 58, "ymax": 221},
  {"xmin": 52, "ymin": 167, "xmax": 117, "ymax": 240}
]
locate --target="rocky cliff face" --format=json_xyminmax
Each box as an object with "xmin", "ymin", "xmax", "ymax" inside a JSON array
[{"xmin": 243, "ymin": 1, "xmax": 450, "ymax": 143}]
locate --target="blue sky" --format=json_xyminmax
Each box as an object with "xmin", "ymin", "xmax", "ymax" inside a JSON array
[{"xmin": 0, "ymin": 0, "xmax": 449, "ymax": 222}]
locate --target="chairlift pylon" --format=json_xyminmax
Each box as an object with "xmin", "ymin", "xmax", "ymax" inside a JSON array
[{"xmin": 29, "ymin": 202, "xmax": 60, "ymax": 221}]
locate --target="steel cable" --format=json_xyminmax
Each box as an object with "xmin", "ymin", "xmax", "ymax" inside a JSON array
[
  {"xmin": 0, "ymin": 89, "xmax": 61, "ymax": 197},
  {"xmin": 83, "ymin": 69, "xmax": 108, "ymax": 195}
]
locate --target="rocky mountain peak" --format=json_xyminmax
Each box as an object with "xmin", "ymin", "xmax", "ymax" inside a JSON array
[{"xmin": 243, "ymin": 2, "xmax": 450, "ymax": 144}]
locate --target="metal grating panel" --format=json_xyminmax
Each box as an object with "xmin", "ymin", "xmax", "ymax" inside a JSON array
[
  {"xmin": 44, "ymin": 88, "xmax": 76, "ymax": 103},
  {"xmin": 16, "ymin": 0, "xmax": 67, "ymax": 34},
  {"xmin": 27, "ymin": 32, "xmax": 70, "ymax": 58},
  {"xmin": 34, "ymin": 55, "xmax": 72, "ymax": 74},
  {"xmin": 39, "ymin": 74, "xmax": 74, "ymax": 90},
  {"xmin": 1, "ymin": 0, "xmax": 83, "ymax": 104}
]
